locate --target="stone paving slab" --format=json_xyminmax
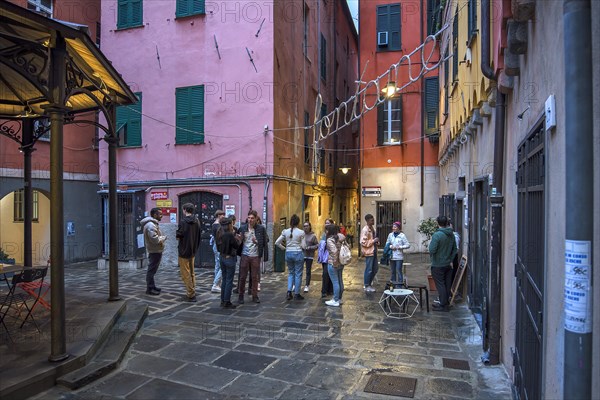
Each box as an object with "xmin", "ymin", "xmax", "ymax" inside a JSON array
[{"xmin": 29, "ymin": 253, "xmax": 513, "ymax": 399}]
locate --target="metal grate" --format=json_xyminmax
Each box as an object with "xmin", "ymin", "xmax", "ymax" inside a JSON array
[
  {"xmin": 442, "ymin": 358, "xmax": 471, "ymax": 371},
  {"xmin": 364, "ymin": 374, "xmax": 417, "ymax": 398}
]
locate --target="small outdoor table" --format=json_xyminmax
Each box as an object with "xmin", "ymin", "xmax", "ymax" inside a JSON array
[{"xmin": 379, "ymin": 288, "xmax": 419, "ymax": 319}]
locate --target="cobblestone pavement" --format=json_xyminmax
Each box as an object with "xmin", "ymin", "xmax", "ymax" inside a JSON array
[{"xmin": 34, "ymin": 253, "xmax": 513, "ymax": 399}]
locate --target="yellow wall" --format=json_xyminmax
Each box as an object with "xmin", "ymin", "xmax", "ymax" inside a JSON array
[
  {"xmin": 440, "ymin": 0, "xmax": 494, "ymax": 154},
  {"xmin": 0, "ymin": 190, "xmax": 50, "ymax": 265}
]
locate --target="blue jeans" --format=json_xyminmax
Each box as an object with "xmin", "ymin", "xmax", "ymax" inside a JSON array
[
  {"xmin": 220, "ymin": 256, "xmax": 237, "ymax": 303},
  {"xmin": 390, "ymin": 259, "xmax": 404, "ymax": 286},
  {"xmin": 327, "ymin": 264, "xmax": 344, "ymax": 302},
  {"xmin": 286, "ymin": 251, "xmax": 304, "ymax": 294},
  {"xmin": 212, "ymin": 241, "xmax": 222, "ymax": 286},
  {"xmin": 364, "ymin": 255, "xmax": 378, "ymax": 286}
]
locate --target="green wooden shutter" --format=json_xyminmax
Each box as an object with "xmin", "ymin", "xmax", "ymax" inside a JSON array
[
  {"xmin": 131, "ymin": 0, "xmax": 143, "ymax": 26},
  {"xmin": 376, "ymin": 5, "xmax": 388, "ymax": 49},
  {"xmin": 176, "ymin": 86, "xmax": 204, "ymax": 144},
  {"xmin": 320, "ymin": 34, "xmax": 326, "ymax": 80},
  {"xmin": 377, "ymin": 102, "xmax": 384, "ymax": 145},
  {"xmin": 127, "ymin": 93, "xmax": 142, "ymax": 146},
  {"xmin": 425, "ymin": 77, "xmax": 439, "ymax": 131},
  {"xmin": 176, "ymin": 0, "xmax": 204, "ymax": 17},
  {"xmin": 189, "ymin": 85, "xmax": 204, "ymax": 144},
  {"xmin": 176, "ymin": 0, "xmax": 189, "ymax": 17},
  {"xmin": 117, "ymin": 0, "xmax": 129, "ymax": 28},
  {"xmin": 175, "ymin": 87, "xmax": 189, "ymax": 144},
  {"xmin": 389, "ymin": 4, "xmax": 401, "ymax": 50}
]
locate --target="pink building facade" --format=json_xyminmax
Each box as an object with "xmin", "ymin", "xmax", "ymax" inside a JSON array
[{"xmin": 99, "ymin": 0, "xmax": 358, "ymax": 269}]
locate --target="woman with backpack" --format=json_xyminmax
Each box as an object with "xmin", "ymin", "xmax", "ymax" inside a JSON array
[
  {"xmin": 275, "ymin": 214, "xmax": 305, "ymax": 300},
  {"xmin": 325, "ymin": 224, "xmax": 346, "ymax": 307},
  {"xmin": 318, "ymin": 218, "xmax": 335, "ymax": 298},
  {"xmin": 385, "ymin": 221, "xmax": 410, "ymax": 288},
  {"xmin": 215, "ymin": 217, "xmax": 240, "ymax": 309}
]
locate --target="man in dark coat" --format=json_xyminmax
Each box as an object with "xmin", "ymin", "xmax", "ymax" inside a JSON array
[{"xmin": 176, "ymin": 203, "xmax": 202, "ymax": 302}]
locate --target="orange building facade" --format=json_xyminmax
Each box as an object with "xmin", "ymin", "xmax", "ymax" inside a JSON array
[{"xmin": 358, "ymin": 0, "xmax": 441, "ymax": 247}]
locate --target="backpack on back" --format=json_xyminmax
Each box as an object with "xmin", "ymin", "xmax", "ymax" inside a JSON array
[
  {"xmin": 339, "ymin": 240, "xmax": 352, "ymax": 265},
  {"xmin": 317, "ymin": 240, "xmax": 329, "ymax": 264}
]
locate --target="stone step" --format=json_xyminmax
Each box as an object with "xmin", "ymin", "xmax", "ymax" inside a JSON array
[{"xmin": 56, "ymin": 301, "xmax": 147, "ymax": 390}]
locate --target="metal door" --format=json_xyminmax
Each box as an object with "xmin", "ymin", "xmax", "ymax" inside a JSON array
[
  {"xmin": 468, "ymin": 178, "xmax": 489, "ymax": 341},
  {"xmin": 376, "ymin": 201, "xmax": 402, "ymax": 243},
  {"xmin": 513, "ymin": 123, "xmax": 545, "ymax": 400},
  {"xmin": 178, "ymin": 191, "xmax": 223, "ymax": 268}
]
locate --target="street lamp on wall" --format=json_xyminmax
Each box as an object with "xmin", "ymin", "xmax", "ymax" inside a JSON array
[
  {"xmin": 339, "ymin": 165, "xmax": 351, "ymax": 174},
  {"xmin": 381, "ymin": 81, "xmax": 399, "ymax": 98}
]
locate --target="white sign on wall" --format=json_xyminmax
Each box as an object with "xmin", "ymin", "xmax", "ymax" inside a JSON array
[{"xmin": 564, "ymin": 240, "xmax": 592, "ymax": 333}]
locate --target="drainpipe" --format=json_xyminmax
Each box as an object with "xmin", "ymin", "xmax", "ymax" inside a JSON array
[
  {"xmin": 481, "ymin": 0, "xmax": 503, "ymax": 366},
  {"xmin": 420, "ymin": 0, "xmax": 424, "ymax": 207},
  {"xmin": 564, "ymin": 1, "xmax": 593, "ymax": 398}
]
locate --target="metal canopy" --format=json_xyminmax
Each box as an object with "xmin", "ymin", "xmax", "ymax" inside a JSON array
[
  {"xmin": 0, "ymin": 1, "xmax": 135, "ymax": 362},
  {"xmin": 0, "ymin": 0, "xmax": 136, "ymax": 119}
]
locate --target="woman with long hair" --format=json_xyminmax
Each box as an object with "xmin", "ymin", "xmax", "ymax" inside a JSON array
[
  {"xmin": 385, "ymin": 221, "xmax": 410, "ymax": 288},
  {"xmin": 318, "ymin": 218, "xmax": 335, "ymax": 298},
  {"xmin": 325, "ymin": 224, "xmax": 346, "ymax": 307},
  {"xmin": 275, "ymin": 214, "xmax": 305, "ymax": 300},
  {"xmin": 216, "ymin": 217, "xmax": 240, "ymax": 309},
  {"xmin": 301, "ymin": 221, "xmax": 319, "ymax": 293}
]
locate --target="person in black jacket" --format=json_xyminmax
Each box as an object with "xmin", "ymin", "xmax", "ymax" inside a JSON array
[
  {"xmin": 176, "ymin": 203, "xmax": 201, "ymax": 302},
  {"xmin": 216, "ymin": 217, "xmax": 240, "ymax": 309},
  {"xmin": 237, "ymin": 209, "xmax": 269, "ymax": 304}
]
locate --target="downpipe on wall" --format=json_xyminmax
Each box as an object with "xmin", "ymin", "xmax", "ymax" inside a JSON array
[{"xmin": 563, "ymin": 1, "xmax": 593, "ymax": 398}]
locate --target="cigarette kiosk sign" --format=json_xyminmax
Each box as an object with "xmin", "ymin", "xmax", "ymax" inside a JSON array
[{"xmin": 150, "ymin": 191, "xmax": 168, "ymax": 201}]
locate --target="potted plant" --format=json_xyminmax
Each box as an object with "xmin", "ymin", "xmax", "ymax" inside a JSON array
[
  {"xmin": 417, "ymin": 217, "xmax": 438, "ymax": 291},
  {"xmin": 0, "ymin": 247, "xmax": 16, "ymax": 264}
]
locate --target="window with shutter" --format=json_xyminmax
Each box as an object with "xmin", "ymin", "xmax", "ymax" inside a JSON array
[
  {"xmin": 427, "ymin": 0, "xmax": 441, "ymax": 35},
  {"xmin": 468, "ymin": 0, "xmax": 478, "ymax": 43},
  {"xmin": 176, "ymin": 0, "xmax": 205, "ymax": 18},
  {"xmin": 13, "ymin": 189, "xmax": 39, "ymax": 222},
  {"xmin": 320, "ymin": 34, "xmax": 327, "ymax": 81},
  {"xmin": 304, "ymin": 111, "xmax": 310, "ymax": 164},
  {"xmin": 117, "ymin": 0, "xmax": 143, "ymax": 29},
  {"xmin": 377, "ymin": 97, "xmax": 402, "ymax": 145},
  {"xmin": 452, "ymin": 8, "xmax": 459, "ymax": 82},
  {"xmin": 376, "ymin": 4, "xmax": 401, "ymax": 51},
  {"xmin": 115, "ymin": 92, "xmax": 142, "ymax": 147},
  {"xmin": 176, "ymin": 85, "xmax": 205, "ymax": 145},
  {"xmin": 425, "ymin": 77, "xmax": 440, "ymax": 134}
]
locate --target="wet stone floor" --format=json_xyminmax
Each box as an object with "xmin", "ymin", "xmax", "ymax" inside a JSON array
[{"xmin": 34, "ymin": 253, "xmax": 513, "ymax": 399}]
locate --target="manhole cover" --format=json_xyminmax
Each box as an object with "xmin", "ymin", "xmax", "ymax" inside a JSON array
[
  {"xmin": 364, "ymin": 374, "xmax": 417, "ymax": 398},
  {"xmin": 442, "ymin": 358, "xmax": 471, "ymax": 370}
]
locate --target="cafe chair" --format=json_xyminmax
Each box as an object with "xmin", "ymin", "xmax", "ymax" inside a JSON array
[{"xmin": 0, "ymin": 267, "xmax": 48, "ymax": 334}]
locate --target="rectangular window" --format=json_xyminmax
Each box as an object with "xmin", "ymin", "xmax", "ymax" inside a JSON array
[
  {"xmin": 452, "ymin": 7, "xmax": 459, "ymax": 82},
  {"xmin": 320, "ymin": 34, "xmax": 327, "ymax": 80},
  {"xmin": 175, "ymin": 85, "xmax": 205, "ymax": 144},
  {"xmin": 27, "ymin": 0, "xmax": 52, "ymax": 17},
  {"xmin": 427, "ymin": 0, "xmax": 441, "ymax": 35},
  {"xmin": 318, "ymin": 196, "xmax": 322, "ymax": 217},
  {"xmin": 116, "ymin": 92, "xmax": 142, "ymax": 147},
  {"xmin": 468, "ymin": 0, "xmax": 478, "ymax": 43},
  {"xmin": 96, "ymin": 21, "xmax": 101, "ymax": 47},
  {"xmin": 176, "ymin": 0, "xmax": 205, "ymax": 18},
  {"xmin": 117, "ymin": 0, "xmax": 143, "ymax": 29},
  {"xmin": 377, "ymin": 97, "xmax": 402, "ymax": 145},
  {"xmin": 303, "ymin": 3, "xmax": 309, "ymax": 57},
  {"xmin": 376, "ymin": 4, "xmax": 401, "ymax": 51},
  {"xmin": 14, "ymin": 189, "xmax": 39, "ymax": 222},
  {"xmin": 304, "ymin": 111, "xmax": 310, "ymax": 164},
  {"xmin": 319, "ymin": 147, "xmax": 325, "ymax": 174},
  {"xmin": 425, "ymin": 77, "xmax": 440, "ymax": 134},
  {"xmin": 444, "ymin": 52, "xmax": 449, "ymax": 115}
]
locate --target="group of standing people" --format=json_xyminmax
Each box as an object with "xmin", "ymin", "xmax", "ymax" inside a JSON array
[
  {"xmin": 141, "ymin": 204, "xmax": 457, "ymax": 313},
  {"xmin": 275, "ymin": 215, "xmax": 348, "ymax": 307}
]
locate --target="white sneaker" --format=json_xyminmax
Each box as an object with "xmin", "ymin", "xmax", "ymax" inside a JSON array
[
  {"xmin": 366, "ymin": 286, "xmax": 376, "ymax": 293},
  {"xmin": 211, "ymin": 285, "xmax": 221, "ymax": 293},
  {"xmin": 304, "ymin": 285, "xmax": 309, "ymax": 293},
  {"xmin": 325, "ymin": 299, "xmax": 340, "ymax": 307},
  {"xmin": 258, "ymin": 283, "xmax": 261, "ymax": 291}
]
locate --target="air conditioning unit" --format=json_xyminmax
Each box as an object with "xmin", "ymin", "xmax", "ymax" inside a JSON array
[{"xmin": 377, "ymin": 31, "xmax": 388, "ymax": 46}]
